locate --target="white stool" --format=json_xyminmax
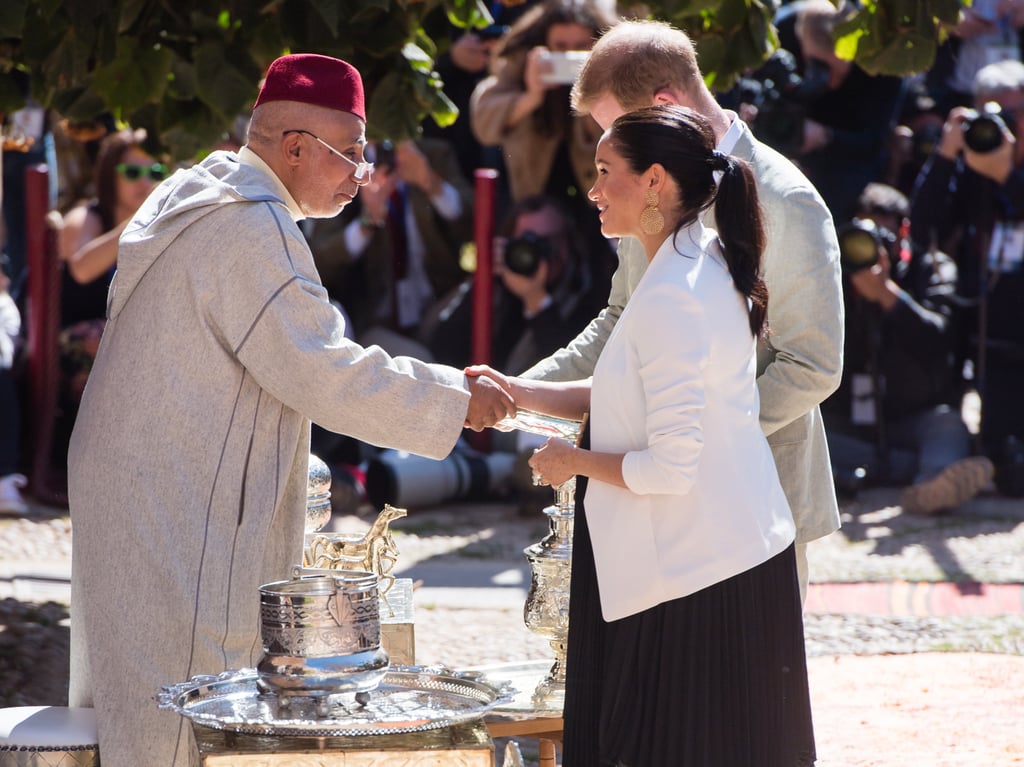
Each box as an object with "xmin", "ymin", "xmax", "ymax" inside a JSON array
[{"xmin": 0, "ymin": 707, "xmax": 98, "ymax": 767}]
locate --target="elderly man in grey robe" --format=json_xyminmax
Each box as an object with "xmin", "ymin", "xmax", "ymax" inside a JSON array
[{"xmin": 67, "ymin": 54, "xmax": 514, "ymax": 767}]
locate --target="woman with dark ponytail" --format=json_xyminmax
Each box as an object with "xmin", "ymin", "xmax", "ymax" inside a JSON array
[
  {"xmin": 471, "ymin": 104, "xmax": 815, "ymax": 766},
  {"xmin": 609, "ymin": 104, "xmax": 770, "ymax": 338}
]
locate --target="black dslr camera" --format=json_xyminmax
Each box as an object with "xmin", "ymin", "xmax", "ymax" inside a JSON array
[
  {"xmin": 735, "ymin": 50, "xmax": 832, "ymax": 156},
  {"xmin": 503, "ymin": 231, "xmax": 554, "ymax": 277},
  {"xmin": 837, "ymin": 218, "xmax": 897, "ymax": 273},
  {"xmin": 963, "ymin": 102, "xmax": 1011, "ymax": 154}
]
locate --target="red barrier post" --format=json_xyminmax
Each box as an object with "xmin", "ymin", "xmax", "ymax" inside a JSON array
[
  {"xmin": 24, "ymin": 163, "xmax": 66, "ymax": 505},
  {"xmin": 470, "ymin": 169, "xmax": 499, "ymax": 453},
  {"xmin": 472, "ymin": 169, "xmax": 498, "ymax": 367},
  {"xmin": 25, "ymin": 165, "xmax": 51, "ymax": 375}
]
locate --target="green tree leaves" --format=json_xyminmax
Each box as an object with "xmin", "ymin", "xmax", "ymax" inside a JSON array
[
  {"xmin": 667, "ymin": 0, "xmax": 780, "ymax": 92},
  {"xmin": 0, "ymin": 0, "xmax": 961, "ymax": 161},
  {"xmin": 834, "ymin": 0, "xmax": 961, "ymax": 76}
]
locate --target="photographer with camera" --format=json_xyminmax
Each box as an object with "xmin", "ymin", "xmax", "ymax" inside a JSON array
[
  {"xmin": 426, "ymin": 194, "xmax": 613, "ymax": 373},
  {"xmin": 304, "ymin": 136, "xmax": 473, "ymax": 360},
  {"xmin": 911, "ymin": 58, "xmax": 1024, "ymax": 494},
  {"xmin": 469, "ymin": 0, "xmax": 618, "ymax": 246},
  {"xmin": 771, "ymin": 0, "xmax": 905, "ymax": 222},
  {"xmin": 822, "ymin": 183, "xmax": 994, "ymax": 513}
]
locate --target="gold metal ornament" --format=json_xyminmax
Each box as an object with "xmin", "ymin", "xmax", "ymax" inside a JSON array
[
  {"xmin": 639, "ymin": 188, "xmax": 664, "ymax": 235},
  {"xmin": 303, "ymin": 503, "xmax": 407, "ymax": 596}
]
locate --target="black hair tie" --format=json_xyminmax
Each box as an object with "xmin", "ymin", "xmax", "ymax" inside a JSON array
[{"xmin": 710, "ymin": 150, "xmax": 729, "ymax": 172}]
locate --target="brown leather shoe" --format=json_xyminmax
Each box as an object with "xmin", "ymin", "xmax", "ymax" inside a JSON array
[{"xmin": 900, "ymin": 456, "xmax": 995, "ymax": 515}]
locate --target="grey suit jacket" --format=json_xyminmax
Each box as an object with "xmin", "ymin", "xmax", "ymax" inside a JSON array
[{"xmin": 522, "ymin": 120, "xmax": 844, "ymax": 543}]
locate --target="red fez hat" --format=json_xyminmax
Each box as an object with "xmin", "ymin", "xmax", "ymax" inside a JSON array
[{"xmin": 254, "ymin": 54, "xmax": 366, "ymax": 122}]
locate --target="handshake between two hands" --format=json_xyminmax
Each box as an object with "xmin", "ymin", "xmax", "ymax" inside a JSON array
[
  {"xmin": 462, "ymin": 364, "xmax": 515, "ymax": 432},
  {"xmin": 461, "ymin": 364, "xmax": 578, "ymax": 488}
]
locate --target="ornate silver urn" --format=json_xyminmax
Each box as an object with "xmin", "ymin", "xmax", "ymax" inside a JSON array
[
  {"xmin": 496, "ymin": 411, "xmax": 585, "ymax": 707},
  {"xmin": 523, "ymin": 475, "xmax": 575, "ymax": 707},
  {"xmin": 256, "ymin": 568, "xmax": 389, "ymax": 716},
  {"xmin": 251, "ymin": 455, "xmax": 397, "ymax": 718}
]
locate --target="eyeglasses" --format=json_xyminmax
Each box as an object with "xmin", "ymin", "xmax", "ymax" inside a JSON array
[
  {"xmin": 282, "ymin": 129, "xmax": 374, "ymax": 181},
  {"xmin": 116, "ymin": 162, "xmax": 168, "ymax": 182}
]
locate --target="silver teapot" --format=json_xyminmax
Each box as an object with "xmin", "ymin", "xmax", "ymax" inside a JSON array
[{"xmin": 256, "ymin": 567, "xmax": 389, "ymax": 715}]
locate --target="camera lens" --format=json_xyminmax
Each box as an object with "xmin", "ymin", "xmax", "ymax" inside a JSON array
[
  {"xmin": 364, "ymin": 449, "xmax": 515, "ymax": 508},
  {"xmin": 504, "ymin": 232, "xmax": 552, "ymax": 276},
  {"xmin": 964, "ymin": 115, "xmax": 1005, "ymax": 153},
  {"xmin": 837, "ymin": 219, "xmax": 881, "ymax": 272},
  {"xmin": 963, "ymin": 105, "xmax": 1008, "ymax": 154}
]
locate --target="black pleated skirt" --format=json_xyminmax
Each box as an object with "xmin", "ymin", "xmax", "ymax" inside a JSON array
[{"xmin": 562, "ymin": 472, "xmax": 816, "ymax": 767}]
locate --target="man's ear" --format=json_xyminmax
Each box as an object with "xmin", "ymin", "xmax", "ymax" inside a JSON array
[
  {"xmin": 653, "ymin": 89, "xmax": 682, "ymax": 107},
  {"xmin": 282, "ymin": 132, "xmax": 303, "ymax": 167}
]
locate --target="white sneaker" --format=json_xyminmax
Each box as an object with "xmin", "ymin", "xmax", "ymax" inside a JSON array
[{"xmin": 0, "ymin": 473, "xmax": 29, "ymax": 516}]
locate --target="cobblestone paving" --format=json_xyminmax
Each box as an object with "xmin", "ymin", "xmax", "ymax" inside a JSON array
[
  {"xmin": 359, "ymin": 491, "xmax": 1024, "ymax": 664},
  {"xmin": 810, "ymin": 487, "xmax": 1024, "ymax": 584},
  {"xmin": 1, "ymin": 486, "xmax": 1022, "ymax": 709}
]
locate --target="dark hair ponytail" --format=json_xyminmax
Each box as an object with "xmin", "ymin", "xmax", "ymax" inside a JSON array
[
  {"xmin": 714, "ymin": 155, "xmax": 768, "ymax": 338},
  {"xmin": 609, "ymin": 105, "xmax": 768, "ymax": 337}
]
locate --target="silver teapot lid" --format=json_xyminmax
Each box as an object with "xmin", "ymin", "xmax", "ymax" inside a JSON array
[{"xmin": 306, "ymin": 453, "xmax": 332, "ymax": 533}]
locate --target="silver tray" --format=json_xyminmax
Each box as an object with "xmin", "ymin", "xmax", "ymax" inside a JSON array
[{"xmin": 157, "ymin": 666, "xmax": 514, "ymax": 737}]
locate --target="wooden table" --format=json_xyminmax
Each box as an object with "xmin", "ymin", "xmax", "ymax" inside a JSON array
[{"xmin": 194, "ymin": 719, "xmax": 493, "ymax": 766}]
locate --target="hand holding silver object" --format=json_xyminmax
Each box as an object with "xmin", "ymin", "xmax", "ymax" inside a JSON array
[
  {"xmin": 494, "ymin": 410, "xmax": 586, "ymax": 446},
  {"xmin": 531, "ymin": 465, "xmax": 545, "ymax": 486},
  {"xmin": 502, "ymin": 411, "xmax": 586, "ymax": 490}
]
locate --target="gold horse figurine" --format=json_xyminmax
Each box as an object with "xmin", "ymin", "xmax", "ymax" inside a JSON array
[{"xmin": 303, "ymin": 504, "xmax": 408, "ymax": 597}]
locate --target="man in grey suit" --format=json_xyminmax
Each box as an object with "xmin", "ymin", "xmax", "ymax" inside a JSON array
[{"xmin": 521, "ymin": 20, "xmax": 844, "ymax": 600}]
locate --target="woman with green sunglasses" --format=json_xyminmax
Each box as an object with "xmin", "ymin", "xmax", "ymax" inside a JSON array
[
  {"xmin": 57, "ymin": 128, "xmax": 165, "ymax": 417},
  {"xmin": 61, "ymin": 129, "xmax": 165, "ymax": 289},
  {"xmin": 114, "ymin": 160, "xmax": 168, "ymax": 182}
]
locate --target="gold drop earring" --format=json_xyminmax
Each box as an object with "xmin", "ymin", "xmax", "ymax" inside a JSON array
[{"xmin": 639, "ymin": 188, "xmax": 664, "ymax": 235}]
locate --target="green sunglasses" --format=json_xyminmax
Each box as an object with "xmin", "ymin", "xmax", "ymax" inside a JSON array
[{"xmin": 116, "ymin": 162, "xmax": 168, "ymax": 182}]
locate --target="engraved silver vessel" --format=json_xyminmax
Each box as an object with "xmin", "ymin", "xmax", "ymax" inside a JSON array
[
  {"xmin": 256, "ymin": 569, "xmax": 389, "ymax": 716},
  {"xmin": 495, "ymin": 410, "xmax": 585, "ymax": 707}
]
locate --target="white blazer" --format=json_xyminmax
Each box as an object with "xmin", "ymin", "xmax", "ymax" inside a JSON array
[
  {"xmin": 587, "ymin": 221, "xmax": 795, "ymax": 622},
  {"xmin": 523, "ymin": 121, "xmax": 843, "ymax": 546}
]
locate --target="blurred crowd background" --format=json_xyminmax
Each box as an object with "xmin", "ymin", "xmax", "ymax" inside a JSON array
[{"xmin": 3, "ymin": 0, "xmax": 1024, "ymax": 518}]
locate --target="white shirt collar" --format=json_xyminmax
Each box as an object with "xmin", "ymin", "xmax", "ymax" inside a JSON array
[
  {"xmin": 717, "ymin": 110, "xmax": 743, "ymax": 156},
  {"xmin": 238, "ymin": 145, "xmax": 305, "ymax": 222}
]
